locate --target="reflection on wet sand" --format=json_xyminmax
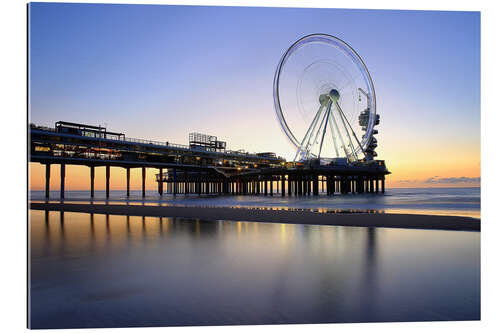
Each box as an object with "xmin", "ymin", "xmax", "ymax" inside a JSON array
[{"xmin": 30, "ymin": 210, "xmax": 480, "ymax": 328}]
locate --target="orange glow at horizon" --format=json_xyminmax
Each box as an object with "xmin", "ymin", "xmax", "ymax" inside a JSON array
[
  {"xmin": 29, "ymin": 163, "xmax": 160, "ymax": 191},
  {"xmin": 29, "ymin": 160, "xmax": 480, "ymax": 191}
]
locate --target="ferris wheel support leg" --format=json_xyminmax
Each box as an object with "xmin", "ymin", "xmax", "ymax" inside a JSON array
[
  {"xmin": 335, "ymin": 101, "xmax": 366, "ymax": 160},
  {"xmin": 300, "ymin": 103, "xmax": 330, "ymax": 161},
  {"xmin": 328, "ymin": 113, "xmax": 340, "ymax": 157},
  {"xmin": 294, "ymin": 105, "xmax": 325, "ymax": 161},
  {"xmin": 334, "ymin": 103, "xmax": 358, "ymax": 161},
  {"xmin": 318, "ymin": 101, "xmax": 333, "ymax": 159},
  {"xmin": 329, "ymin": 103, "xmax": 349, "ymax": 158}
]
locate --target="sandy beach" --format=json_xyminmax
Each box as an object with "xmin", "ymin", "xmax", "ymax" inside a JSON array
[{"xmin": 29, "ymin": 202, "xmax": 480, "ymax": 231}]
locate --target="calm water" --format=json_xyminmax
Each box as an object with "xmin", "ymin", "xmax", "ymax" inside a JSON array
[
  {"xmin": 29, "ymin": 210, "xmax": 480, "ymax": 329},
  {"xmin": 30, "ymin": 187, "xmax": 481, "ymax": 218}
]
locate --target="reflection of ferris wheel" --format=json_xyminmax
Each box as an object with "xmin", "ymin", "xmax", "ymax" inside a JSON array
[{"xmin": 273, "ymin": 34, "xmax": 380, "ymax": 163}]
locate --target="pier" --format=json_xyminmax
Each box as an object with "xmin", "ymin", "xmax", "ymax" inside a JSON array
[{"xmin": 30, "ymin": 121, "xmax": 390, "ymax": 199}]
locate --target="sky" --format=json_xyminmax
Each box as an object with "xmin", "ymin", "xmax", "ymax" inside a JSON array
[{"xmin": 28, "ymin": 3, "xmax": 480, "ymax": 190}]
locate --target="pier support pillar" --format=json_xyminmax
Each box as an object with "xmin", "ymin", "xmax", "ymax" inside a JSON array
[
  {"xmin": 198, "ymin": 175, "xmax": 202, "ymax": 195},
  {"xmin": 126, "ymin": 167, "xmax": 130, "ymax": 197},
  {"xmin": 313, "ymin": 175, "xmax": 319, "ymax": 195},
  {"xmin": 158, "ymin": 168, "xmax": 163, "ymax": 196},
  {"xmin": 142, "ymin": 167, "xmax": 146, "ymax": 197},
  {"xmin": 376, "ymin": 177, "xmax": 379, "ymax": 193},
  {"xmin": 90, "ymin": 165, "xmax": 95, "ymax": 198},
  {"xmin": 281, "ymin": 176, "xmax": 285, "ymax": 196},
  {"xmin": 287, "ymin": 176, "xmax": 292, "ymax": 196},
  {"xmin": 105, "ymin": 165, "xmax": 110, "ymax": 198},
  {"xmin": 60, "ymin": 164, "xmax": 65, "ymax": 199},
  {"xmin": 298, "ymin": 176, "xmax": 302, "ymax": 196},
  {"xmin": 270, "ymin": 180, "xmax": 273, "ymax": 196},
  {"xmin": 382, "ymin": 177, "xmax": 385, "ymax": 193},
  {"xmin": 173, "ymin": 169, "xmax": 178, "ymax": 196},
  {"xmin": 45, "ymin": 164, "xmax": 50, "ymax": 199},
  {"xmin": 184, "ymin": 171, "xmax": 188, "ymax": 195}
]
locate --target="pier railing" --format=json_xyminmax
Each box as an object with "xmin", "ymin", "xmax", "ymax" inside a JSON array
[
  {"xmin": 122, "ymin": 137, "xmax": 190, "ymax": 149},
  {"xmin": 31, "ymin": 124, "xmax": 284, "ymax": 161}
]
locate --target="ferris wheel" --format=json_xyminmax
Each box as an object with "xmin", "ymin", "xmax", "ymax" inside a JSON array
[{"xmin": 273, "ymin": 33, "xmax": 380, "ymax": 163}]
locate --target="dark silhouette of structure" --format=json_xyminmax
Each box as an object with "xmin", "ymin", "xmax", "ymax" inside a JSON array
[{"xmin": 30, "ymin": 121, "xmax": 389, "ymax": 198}]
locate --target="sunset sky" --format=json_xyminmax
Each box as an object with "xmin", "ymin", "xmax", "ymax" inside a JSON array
[{"xmin": 28, "ymin": 3, "xmax": 480, "ymax": 190}]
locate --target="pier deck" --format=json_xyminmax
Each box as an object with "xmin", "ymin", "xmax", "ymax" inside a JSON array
[{"xmin": 30, "ymin": 122, "xmax": 390, "ymax": 198}]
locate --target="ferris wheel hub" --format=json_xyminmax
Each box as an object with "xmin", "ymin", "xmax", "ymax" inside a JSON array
[
  {"xmin": 329, "ymin": 89, "xmax": 340, "ymax": 101},
  {"xmin": 319, "ymin": 94, "xmax": 330, "ymax": 106}
]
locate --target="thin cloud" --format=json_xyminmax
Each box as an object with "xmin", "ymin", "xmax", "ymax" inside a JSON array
[
  {"xmin": 396, "ymin": 179, "xmax": 418, "ymax": 184},
  {"xmin": 424, "ymin": 176, "xmax": 480, "ymax": 184}
]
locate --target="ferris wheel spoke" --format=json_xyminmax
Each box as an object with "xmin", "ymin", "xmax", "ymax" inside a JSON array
[
  {"xmin": 334, "ymin": 102, "xmax": 359, "ymax": 161},
  {"xmin": 297, "ymin": 105, "xmax": 324, "ymax": 158},
  {"xmin": 329, "ymin": 105, "xmax": 350, "ymax": 158},
  {"xmin": 335, "ymin": 101, "xmax": 366, "ymax": 159},
  {"xmin": 318, "ymin": 100, "xmax": 333, "ymax": 159},
  {"xmin": 294, "ymin": 104, "xmax": 324, "ymax": 161},
  {"xmin": 328, "ymin": 111, "xmax": 340, "ymax": 157},
  {"xmin": 307, "ymin": 101, "xmax": 330, "ymax": 157},
  {"xmin": 305, "ymin": 104, "xmax": 328, "ymax": 158}
]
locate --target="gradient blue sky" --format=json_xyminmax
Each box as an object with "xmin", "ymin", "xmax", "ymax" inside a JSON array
[{"xmin": 29, "ymin": 3, "xmax": 480, "ymax": 187}]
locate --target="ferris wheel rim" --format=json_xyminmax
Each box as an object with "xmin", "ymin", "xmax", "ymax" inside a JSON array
[{"xmin": 273, "ymin": 33, "xmax": 377, "ymax": 154}]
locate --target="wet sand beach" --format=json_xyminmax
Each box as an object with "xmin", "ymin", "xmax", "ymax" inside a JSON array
[{"xmin": 29, "ymin": 202, "xmax": 480, "ymax": 231}]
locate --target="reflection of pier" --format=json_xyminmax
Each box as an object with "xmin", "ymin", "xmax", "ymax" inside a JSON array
[{"xmin": 30, "ymin": 121, "xmax": 389, "ymax": 199}]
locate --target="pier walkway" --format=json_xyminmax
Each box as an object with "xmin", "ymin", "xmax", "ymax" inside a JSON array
[{"xmin": 30, "ymin": 121, "xmax": 390, "ymax": 199}]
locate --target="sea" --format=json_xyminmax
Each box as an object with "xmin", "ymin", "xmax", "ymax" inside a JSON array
[
  {"xmin": 30, "ymin": 187, "xmax": 480, "ymax": 219},
  {"xmin": 28, "ymin": 187, "xmax": 480, "ymax": 328}
]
